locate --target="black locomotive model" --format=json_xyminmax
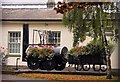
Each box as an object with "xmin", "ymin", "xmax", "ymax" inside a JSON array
[
  {"xmin": 25, "ymin": 45, "xmax": 68, "ymax": 70},
  {"xmin": 22, "ymin": 26, "xmax": 107, "ymax": 71},
  {"xmin": 68, "ymin": 52, "xmax": 107, "ymax": 72}
]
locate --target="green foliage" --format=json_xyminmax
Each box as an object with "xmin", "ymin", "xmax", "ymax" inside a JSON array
[
  {"xmin": 4, "ymin": 67, "xmax": 13, "ymax": 71},
  {"xmin": 69, "ymin": 47, "xmax": 77, "ymax": 55},
  {"xmin": 69, "ymin": 46, "xmax": 88, "ymax": 56},
  {"xmin": 63, "ymin": 8, "xmax": 88, "ymax": 47},
  {"xmin": 62, "ymin": 3, "xmax": 117, "ymax": 47},
  {"xmin": 107, "ymin": 41, "xmax": 115, "ymax": 53},
  {"xmin": 28, "ymin": 47, "xmax": 53, "ymax": 58},
  {"xmin": 69, "ymin": 38, "xmax": 115, "ymax": 56},
  {"xmin": 86, "ymin": 40, "xmax": 106, "ymax": 56}
]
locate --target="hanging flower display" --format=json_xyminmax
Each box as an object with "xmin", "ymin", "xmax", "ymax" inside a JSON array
[{"xmin": 26, "ymin": 45, "xmax": 53, "ymax": 59}]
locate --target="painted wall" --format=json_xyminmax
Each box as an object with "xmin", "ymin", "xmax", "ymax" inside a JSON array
[
  {"xmin": 29, "ymin": 22, "xmax": 73, "ymax": 50},
  {"xmin": 2, "ymin": 22, "xmax": 73, "ymax": 66},
  {"xmin": 0, "ymin": 23, "xmax": 2, "ymax": 46},
  {"xmin": 2, "ymin": 22, "xmax": 27, "ymax": 65},
  {"xmin": 111, "ymin": 44, "xmax": 119, "ymax": 69},
  {"xmin": 2, "ymin": 22, "xmax": 119, "ymax": 69}
]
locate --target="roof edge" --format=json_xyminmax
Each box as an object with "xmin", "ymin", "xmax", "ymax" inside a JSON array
[{"xmin": 1, "ymin": 19, "xmax": 62, "ymax": 22}]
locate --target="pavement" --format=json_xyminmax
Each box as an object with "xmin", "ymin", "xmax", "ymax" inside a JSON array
[
  {"xmin": 1, "ymin": 65, "xmax": 119, "ymax": 81},
  {"xmin": 1, "ymin": 68, "xmax": 106, "ymax": 82},
  {"xmin": 1, "ymin": 74, "xmax": 56, "ymax": 82},
  {"xmin": 2, "ymin": 66, "xmax": 107, "ymax": 75},
  {"xmin": 2, "ymin": 74, "xmax": 38, "ymax": 80}
]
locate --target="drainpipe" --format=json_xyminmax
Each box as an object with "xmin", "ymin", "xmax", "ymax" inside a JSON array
[{"xmin": 15, "ymin": 58, "xmax": 20, "ymax": 70}]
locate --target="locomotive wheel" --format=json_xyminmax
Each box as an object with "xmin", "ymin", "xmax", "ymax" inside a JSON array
[
  {"xmin": 74, "ymin": 64, "xmax": 83, "ymax": 71},
  {"xmin": 83, "ymin": 64, "xmax": 90, "ymax": 71},
  {"xmin": 55, "ymin": 63, "xmax": 66, "ymax": 71},
  {"xmin": 39, "ymin": 62, "xmax": 45, "ymax": 70},
  {"xmin": 100, "ymin": 65, "xmax": 107, "ymax": 72},
  {"xmin": 93, "ymin": 65, "xmax": 101, "ymax": 71},
  {"xmin": 27, "ymin": 56, "xmax": 40, "ymax": 70},
  {"xmin": 42, "ymin": 59, "xmax": 56, "ymax": 70}
]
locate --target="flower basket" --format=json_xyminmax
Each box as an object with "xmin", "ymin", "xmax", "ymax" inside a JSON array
[
  {"xmin": 27, "ymin": 46, "xmax": 53, "ymax": 60},
  {"xmin": 69, "ymin": 43, "xmax": 108, "ymax": 65},
  {"xmin": 0, "ymin": 47, "xmax": 8, "ymax": 67},
  {"xmin": 69, "ymin": 46, "xmax": 89, "ymax": 56},
  {"xmin": 26, "ymin": 46, "xmax": 54, "ymax": 70}
]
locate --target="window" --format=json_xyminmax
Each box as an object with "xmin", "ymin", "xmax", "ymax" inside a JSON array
[
  {"xmin": 47, "ymin": 31, "xmax": 61, "ymax": 45},
  {"xmin": 8, "ymin": 32, "xmax": 21, "ymax": 54}
]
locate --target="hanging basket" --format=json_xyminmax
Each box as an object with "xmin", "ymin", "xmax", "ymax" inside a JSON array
[{"xmin": 26, "ymin": 47, "xmax": 53, "ymax": 59}]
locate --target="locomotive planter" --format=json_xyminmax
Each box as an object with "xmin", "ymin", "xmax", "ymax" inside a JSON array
[
  {"xmin": 26, "ymin": 45, "xmax": 68, "ymax": 70},
  {"xmin": 22, "ymin": 27, "xmax": 108, "ymax": 71},
  {"xmin": 22, "ymin": 27, "xmax": 68, "ymax": 70},
  {"xmin": 68, "ymin": 44, "xmax": 107, "ymax": 72},
  {"xmin": 68, "ymin": 54, "xmax": 107, "ymax": 71}
]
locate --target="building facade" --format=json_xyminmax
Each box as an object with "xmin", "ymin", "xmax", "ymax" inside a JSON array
[{"xmin": 1, "ymin": 2, "xmax": 119, "ymax": 70}]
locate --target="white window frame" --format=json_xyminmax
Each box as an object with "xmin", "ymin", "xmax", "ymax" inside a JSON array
[
  {"xmin": 8, "ymin": 31, "xmax": 21, "ymax": 55},
  {"xmin": 48, "ymin": 31, "xmax": 61, "ymax": 45}
]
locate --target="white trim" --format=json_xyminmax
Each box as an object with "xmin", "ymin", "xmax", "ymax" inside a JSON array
[{"xmin": 9, "ymin": 53, "xmax": 20, "ymax": 55}]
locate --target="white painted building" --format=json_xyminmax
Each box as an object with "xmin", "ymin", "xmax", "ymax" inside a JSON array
[
  {"xmin": 1, "ymin": 7, "xmax": 74, "ymax": 66},
  {"xmin": 0, "ymin": 1, "xmax": 119, "ymax": 70}
]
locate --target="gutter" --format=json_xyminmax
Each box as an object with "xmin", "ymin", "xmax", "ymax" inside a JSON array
[{"xmin": 1, "ymin": 19, "xmax": 62, "ymax": 22}]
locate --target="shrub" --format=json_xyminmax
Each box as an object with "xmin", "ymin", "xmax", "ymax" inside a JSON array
[
  {"xmin": 27, "ymin": 47, "xmax": 53, "ymax": 59},
  {"xmin": 0, "ymin": 46, "xmax": 8, "ymax": 65},
  {"xmin": 69, "ymin": 39, "xmax": 111, "ymax": 56},
  {"xmin": 69, "ymin": 46, "xmax": 88, "ymax": 56}
]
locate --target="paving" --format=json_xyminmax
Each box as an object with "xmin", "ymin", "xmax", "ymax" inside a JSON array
[
  {"xmin": 1, "ymin": 67, "xmax": 107, "ymax": 82},
  {"xmin": 1, "ymin": 74, "xmax": 56, "ymax": 82},
  {"xmin": 2, "ymin": 74, "xmax": 38, "ymax": 80},
  {"xmin": 2, "ymin": 65, "xmax": 119, "ymax": 81},
  {"xmin": 1, "ymin": 66, "xmax": 119, "ymax": 82},
  {"xmin": 2, "ymin": 66, "xmax": 107, "ymax": 76}
]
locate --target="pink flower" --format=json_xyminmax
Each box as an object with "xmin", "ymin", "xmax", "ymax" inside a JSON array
[{"xmin": 6, "ymin": 48, "xmax": 8, "ymax": 50}]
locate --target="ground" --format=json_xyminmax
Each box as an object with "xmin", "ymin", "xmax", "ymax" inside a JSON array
[
  {"xmin": 1, "ymin": 72, "xmax": 119, "ymax": 82},
  {"xmin": 15, "ymin": 73, "xmax": 119, "ymax": 81},
  {"xmin": 1, "ymin": 66, "xmax": 119, "ymax": 81}
]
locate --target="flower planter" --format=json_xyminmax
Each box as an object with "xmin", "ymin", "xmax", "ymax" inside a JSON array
[
  {"xmin": 26, "ymin": 46, "xmax": 68, "ymax": 70},
  {"xmin": 68, "ymin": 53, "xmax": 107, "ymax": 71}
]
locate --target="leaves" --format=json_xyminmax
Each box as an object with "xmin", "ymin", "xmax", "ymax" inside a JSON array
[
  {"xmin": 28, "ymin": 47, "xmax": 53, "ymax": 59},
  {"xmin": 62, "ymin": 3, "xmax": 116, "ymax": 47},
  {"xmin": 63, "ymin": 8, "xmax": 88, "ymax": 47}
]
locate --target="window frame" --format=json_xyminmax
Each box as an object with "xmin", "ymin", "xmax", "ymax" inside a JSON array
[
  {"xmin": 8, "ymin": 31, "xmax": 21, "ymax": 55},
  {"xmin": 47, "ymin": 31, "xmax": 61, "ymax": 45}
]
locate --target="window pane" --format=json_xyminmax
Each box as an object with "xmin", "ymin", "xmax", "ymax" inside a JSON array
[
  {"xmin": 8, "ymin": 32, "xmax": 21, "ymax": 53},
  {"xmin": 16, "ymin": 33, "xmax": 18, "ymax": 37},
  {"xmin": 10, "ymin": 33, "xmax": 12, "ymax": 37},
  {"xmin": 54, "ymin": 32, "xmax": 57, "ymax": 37},
  {"xmin": 58, "ymin": 32, "xmax": 60, "ymax": 37},
  {"xmin": 58, "ymin": 39, "xmax": 60, "ymax": 43},
  {"xmin": 48, "ymin": 31, "xmax": 61, "ymax": 45}
]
